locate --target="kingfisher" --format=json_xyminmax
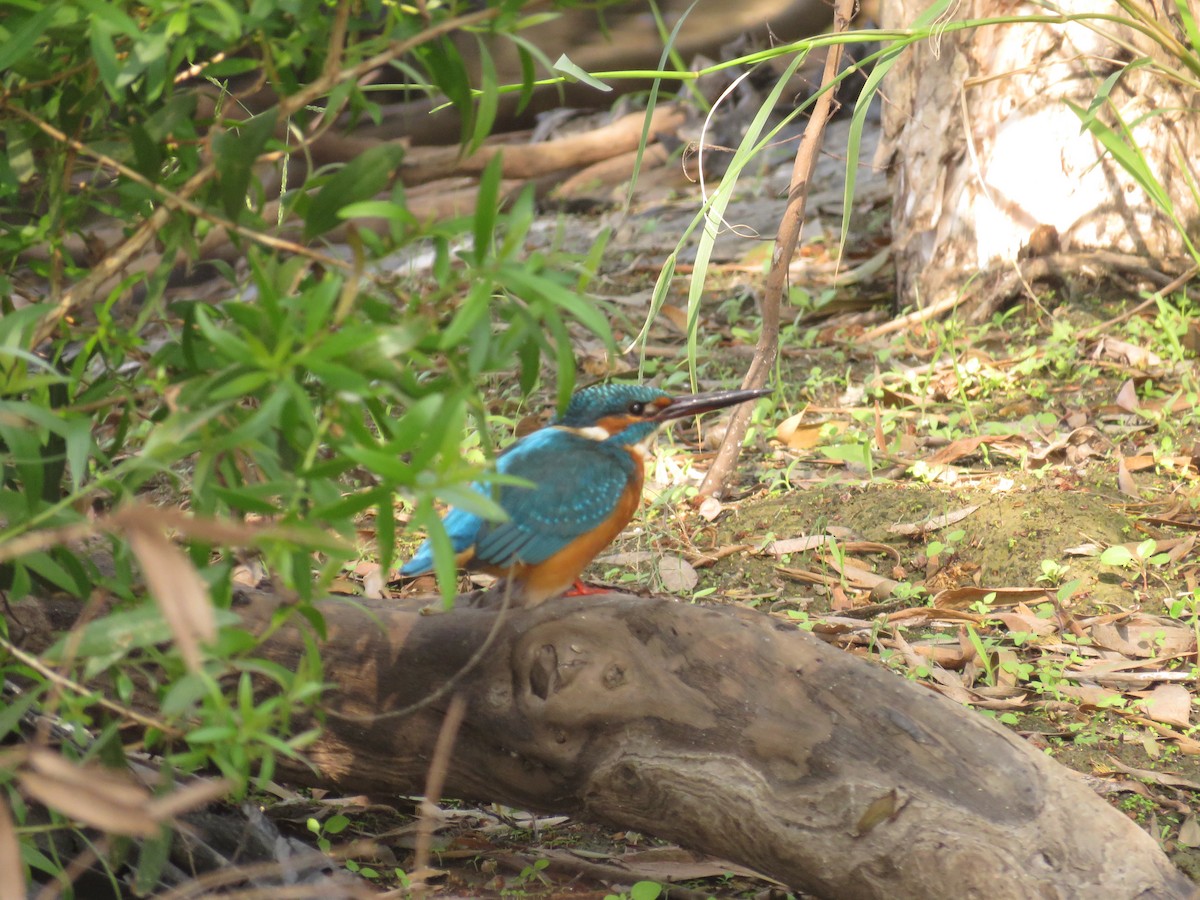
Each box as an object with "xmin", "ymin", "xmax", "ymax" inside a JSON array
[{"xmin": 400, "ymin": 383, "xmax": 770, "ymax": 604}]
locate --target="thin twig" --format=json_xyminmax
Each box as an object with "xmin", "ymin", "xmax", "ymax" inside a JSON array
[
  {"xmin": 699, "ymin": 0, "xmax": 858, "ymax": 497},
  {"xmin": 0, "ymin": 637, "xmax": 180, "ymax": 738},
  {"xmin": 406, "ymin": 692, "xmax": 468, "ymax": 889},
  {"xmin": 9, "ymin": 106, "xmax": 349, "ymax": 272}
]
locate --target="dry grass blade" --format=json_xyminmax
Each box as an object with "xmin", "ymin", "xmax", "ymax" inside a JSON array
[
  {"xmin": 113, "ymin": 505, "xmax": 216, "ymax": 673},
  {"xmin": 20, "ymin": 751, "xmax": 159, "ymax": 837},
  {"xmin": 0, "ymin": 796, "xmax": 23, "ymax": 900},
  {"xmin": 146, "ymin": 777, "xmax": 233, "ymax": 821}
]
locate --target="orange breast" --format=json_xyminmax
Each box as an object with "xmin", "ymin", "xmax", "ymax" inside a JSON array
[{"xmin": 513, "ymin": 452, "xmax": 645, "ymax": 604}]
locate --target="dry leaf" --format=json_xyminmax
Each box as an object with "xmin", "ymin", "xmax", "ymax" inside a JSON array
[
  {"xmin": 595, "ymin": 551, "xmax": 655, "ymax": 566},
  {"xmin": 1055, "ymin": 683, "xmax": 1123, "ymax": 707},
  {"xmin": 775, "ymin": 412, "xmax": 843, "ymax": 450},
  {"xmin": 1135, "ymin": 684, "xmax": 1192, "ymax": 728},
  {"xmin": 991, "ymin": 603, "xmax": 1060, "ymax": 636},
  {"xmin": 1098, "ymin": 339, "xmax": 1162, "ymax": 369},
  {"xmin": 888, "ymin": 505, "xmax": 979, "ymax": 537},
  {"xmin": 925, "ymin": 436, "xmax": 1026, "ymax": 467},
  {"xmin": 696, "ymin": 496, "xmax": 723, "ymax": 521},
  {"xmin": 1115, "ymin": 377, "xmax": 1141, "ymax": 411},
  {"xmin": 1090, "ymin": 614, "xmax": 1196, "ymax": 658},
  {"xmin": 659, "ymin": 303, "xmax": 689, "ymax": 333},
  {"xmin": 766, "ymin": 535, "xmax": 832, "ymax": 556},
  {"xmin": 1178, "ymin": 815, "xmax": 1200, "ymax": 848},
  {"xmin": 146, "ymin": 777, "xmax": 232, "ymax": 821},
  {"xmin": 1123, "ymin": 455, "xmax": 1157, "ymax": 472},
  {"xmin": 0, "ymin": 797, "xmax": 22, "ymax": 900},
  {"xmin": 362, "ymin": 563, "xmax": 388, "ymax": 600},
  {"xmin": 931, "ymin": 586, "xmax": 1045, "ymax": 609},
  {"xmin": 658, "ymin": 556, "xmax": 698, "ymax": 593},
  {"xmin": 1117, "ymin": 456, "xmax": 1140, "ymax": 499},
  {"xmin": 121, "ymin": 512, "xmax": 215, "ymax": 673},
  {"xmin": 20, "ymin": 752, "xmax": 158, "ymax": 837}
]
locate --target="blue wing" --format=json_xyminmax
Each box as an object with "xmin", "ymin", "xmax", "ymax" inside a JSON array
[
  {"xmin": 400, "ymin": 428, "xmax": 635, "ymax": 575},
  {"xmin": 398, "ymin": 503, "xmax": 486, "ymax": 576}
]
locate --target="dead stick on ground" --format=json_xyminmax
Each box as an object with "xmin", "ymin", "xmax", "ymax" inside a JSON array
[{"xmin": 698, "ymin": 0, "xmax": 857, "ymax": 498}]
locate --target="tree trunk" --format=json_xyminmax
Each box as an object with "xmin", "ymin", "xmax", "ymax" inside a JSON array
[
  {"xmin": 34, "ymin": 588, "xmax": 1178, "ymax": 899},
  {"xmin": 879, "ymin": 0, "xmax": 1200, "ymax": 318}
]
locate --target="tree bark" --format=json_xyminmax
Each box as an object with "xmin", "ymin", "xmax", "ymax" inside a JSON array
[
  {"xmin": 879, "ymin": 0, "xmax": 1200, "ymax": 319},
  {"xmin": 204, "ymin": 591, "xmax": 1196, "ymax": 897}
]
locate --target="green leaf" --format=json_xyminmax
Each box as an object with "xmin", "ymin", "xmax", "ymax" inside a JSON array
[
  {"xmin": 212, "ymin": 110, "xmax": 279, "ymax": 222},
  {"xmin": 1099, "ymin": 545, "xmax": 1134, "ymax": 567},
  {"xmin": 62, "ymin": 415, "xmax": 93, "ymax": 492},
  {"xmin": 88, "ymin": 23, "xmax": 122, "ymax": 98},
  {"xmin": 1066, "ymin": 99, "xmax": 1168, "ymax": 208},
  {"xmin": 500, "ymin": 265, "xmax": 611, "ymax": 343},
  {"xmin": 472, "ymin": 151, "xmax": 504, "ymax": 264},
  {"xmin": 435, "ymin": 482, "xmax": 509, "ymax": 523},
  {"xmin": 440, "ymin": 280, "xmax": 492, "ymax": 349},
  {"xmin": 187, "ymin": 725, "xmax": 238, "ymax": 744},
  {"xmin": 469, "ymin": 38, "xmax": 500, "ymax": 154},
  {"xmin": 0, "ymin": 686, "xmax": 43, "ymax": 742},
  {"xmin": 192, "ymin": 305, "xmax": 254, "ymax": 361},
  {"xmin": 339, "ymin": 445, "xmax": 414, "ymax": 484},
  {"xmin": 553, "ymin": 53, "xmax": 612, "ymax": 92},
  {"xmin": 303, "ymin": 144, "xmax": 405, "ymax": 240},
  {"xmin": 336, "ymin": 199, "xmax": 412, "ymax": 223},
  {"xmin": 1174, "ymin": 0, "xmax": 1200, "ymax": 54},
  {"xmin": 0, "ymin": 3, "xmax": 59, "ymax": 71}
]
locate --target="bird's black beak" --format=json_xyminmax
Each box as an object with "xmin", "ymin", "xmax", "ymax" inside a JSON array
[{"xmin": 654, "ymin": 387, "xmax": 772, "ymax": 422}]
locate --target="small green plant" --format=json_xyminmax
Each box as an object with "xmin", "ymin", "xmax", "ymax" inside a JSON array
[
  {"xmin": 891, "ymin": 581, "xmax": 928, "ymax": 603},
  {"xmin": 1036, "ymin": 559, "xmax": 1071, "ymax": 588},
  {"xmin": 307, "ymin": 813, "xmax": 351, "ymax": 854},
  {"xmin": 604, "ymin": 881, "xmax": 664, "ymax": 900},
  {"xmin": 515, "ymin": 857, "xmax": 551, "ymax": 888},
  {"xmin": 1101, "ymin": 539, "xmax": 1172, "ymax": 590},
  {"xmin": 925, "ymin": 528, "xmax": 966, "ymax": 569},
  {"xmin": 964, "ymin": 626, "xmax": 997, "ymax": 686}
]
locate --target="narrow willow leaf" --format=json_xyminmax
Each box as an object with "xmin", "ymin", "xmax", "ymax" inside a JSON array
[
  {"xmin": 212, "ymin": 109, "xmax": 278, "ymax": 221},
  {"xmin": 553, "ymin": 53, "xmax": 612, "ymax": 92},
  {"xmin": 472, "ymin": 152, "xmax": 505, "ymax": 264},
  {"xmin": 303, "ymin": 144, "xmax": 405, "ymax": 240}
]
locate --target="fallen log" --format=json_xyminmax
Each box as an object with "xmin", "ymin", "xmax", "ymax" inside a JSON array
[
  {"xmin": 243, "ymin": 589, "xmax": 1189, "ymax": 899},
  {"xmin": 10, "ymin": 590, "xmax": 1193, "ymax": 898}
]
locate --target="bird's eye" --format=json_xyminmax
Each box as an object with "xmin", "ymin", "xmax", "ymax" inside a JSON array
[{"xmin": 628, "ymin": 401, "xmax": 645, "ymax": 415}]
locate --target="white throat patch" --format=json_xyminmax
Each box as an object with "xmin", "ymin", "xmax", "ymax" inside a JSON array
[{"xmin": 574, "ymin": 425, "xmax": 610, "ymax": 441}]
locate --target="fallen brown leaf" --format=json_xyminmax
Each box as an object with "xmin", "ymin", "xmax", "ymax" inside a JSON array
[
  {"xmin": 0, "ymin": 797, "xmax": 22, "ymax": 900},
  {"xmin": 1117, "ymin": 456, "xmax": 1140, "ymax": 498},
  {"xmin": 1133, "ymin": 684, "xmax": 1192, "ymax": 728},
  {"xmin": 1089, "ymin": 614, "xmax": 1196, "ymax": 658},
  {"xmin": 888, "ymin": 505, "xmax": 979, "ymax": 537},
  {"xmin": 658, "ymin": 555, "xmax": 698, "ymax": 594},
  {"xmin": 775, "ymin": 413, "xmax": 847, "ymax": 450},
  {"xmin": 925, "ymin": 436, "xmax": 1027, "ymax": 467},
  {"xmin": 1115, "ymin": 377, "xmax": 1141, "ymax": 411},
  {"xmin": 696, "ymin": 496, "xmax": 723, "ymax": 521},
  {"xmin": 932, "ymin": 586, "xmax": 1046, "ymax": 609},
  {"xmin": 20, "ymin": 751, "xmax": 158, "ymax": 837}
]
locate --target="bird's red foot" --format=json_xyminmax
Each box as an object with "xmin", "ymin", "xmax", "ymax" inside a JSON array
[{"xmin": 564, "ymin": 579, "xmax": 609, "ymax": 596}]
